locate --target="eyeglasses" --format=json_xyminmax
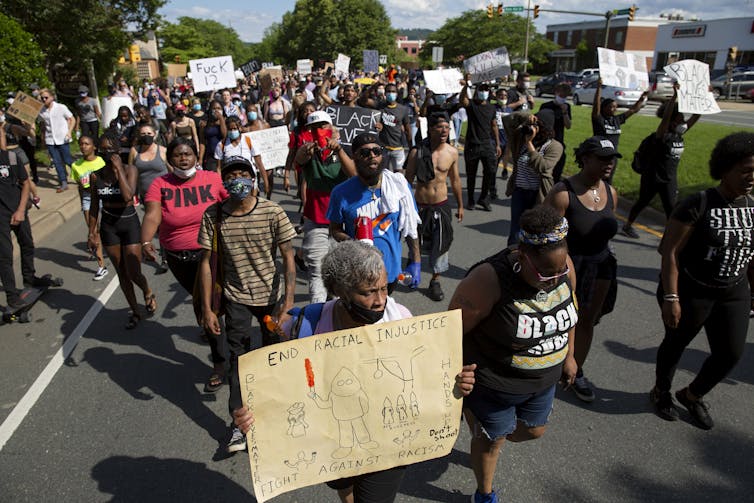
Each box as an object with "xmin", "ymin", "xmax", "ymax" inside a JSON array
[
  {"xmin": 40, "ymin": 96, "xmax": 49, "ymax": 101},
  {"xmin": 522, "ymin": 253, "xmax": 570, "ymax": 282},
  {"xmin": 357, "ymin": 147, "xmax": 383, "ymax": 159}
]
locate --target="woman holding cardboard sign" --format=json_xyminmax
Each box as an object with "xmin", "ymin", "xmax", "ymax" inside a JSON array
[{"xmin": 233, "ymin": 240, "xmax": 476, "ymax": 503}]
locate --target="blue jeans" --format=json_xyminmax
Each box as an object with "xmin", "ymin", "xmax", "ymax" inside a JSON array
[
  {"xmin": 508, "ymin": 187, "xmax": 538, "ymax": 245},
  {"xmin": 452, "ymin": 117, "xmax": 462, "ymax": 144},
  {"xmin": 47, "ymin": 143, "xmax": 74, "ymax": 186}
]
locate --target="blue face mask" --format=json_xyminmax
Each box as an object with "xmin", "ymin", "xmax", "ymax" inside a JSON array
[
  {"xmin": 247, "ymin": 111, "xmax": 258, "ymax": 121},
  {"xmin": 193, "ymin": 104, "xmax": 202, "ymax": 111},
  {"xmin": 223, "ymin": 177, "xmax": 255, "ymax": 201},
  {"xmin": 386, "ymin": 92, "xmax": 397, "ymax": 103},
  {"xmin": 228, "ymin": 130, "xmax": 240, "ymax": 141},
  {"xmin": 478, "ymin": 91, "xmax": 489, "ymax": 101},
  {"xmin": 434, "ymin": 94, "xmax": 447, "ymax": 105}
]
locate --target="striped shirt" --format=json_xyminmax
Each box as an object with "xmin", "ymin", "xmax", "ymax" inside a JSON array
[
  {"xmin": 515, "ymin": 139, "xmax": 552, "ymax": 191},
  {"xmin": 198, "ymin": 199, "xmax": 296, "ymax": 306}
]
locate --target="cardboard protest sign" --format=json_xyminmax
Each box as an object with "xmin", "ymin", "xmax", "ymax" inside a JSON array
[
  {"xmin": 245, "ymin": 126, "xmax": 290, "ymax": 170},
  {"xmin": 6, "ymin": 92, "xmax": 43, "ymax": 125},
  {"xmin": 418, "ymin": 116, "xmax": 457, "ymax": 142},
  {"xmin": 259, "ymin": 68, "xmax": 284, "ymax": 98},
  {"xmin": 166, "ymin": 63, "xmax": 187, "ymax": 78},
  {"xmin": 239, "ymin": 310, "xmax": 464, "ymax": 503},
  {"xmin": 463, "ymin": 47, "xmax": 511, "ymax": 83},
  {"xmin": 335, "ymin": 54, "xmax": 351, "ymax": 79},
  {"xmin": 597, "ymin": 48, "xmax": 649, "ymax": 90},
  {"xmin": 101, "ymin": 96, "xmax": 134, "ymax": 127},
  {"xmin": 324, "ymin": 62, "xmax": 334, "ymax": 74},
  {"xmin": 363, "ymin": 50, "xmax": 379, "ymax": 74},
  {"xmin": 324, "ymin": 105, "xmax": 380, "ymax": 153},
  {"xmin": 240, "ymin": 59, "xmax": 262, "ymax": 77},
  {"xmin": 423, "ymin": 69, "xmax": 464, "ymax": 95},
  {"xmin": 297, "ymin": 59, "xmax": 313, "ymax": 75},
  {"xmin": 663, "ymin": 60, "xmax": 720, "ymax": 115},
  {"xmin": 190, "ymin": 55, "xmax": 237, "ymax": 93}
]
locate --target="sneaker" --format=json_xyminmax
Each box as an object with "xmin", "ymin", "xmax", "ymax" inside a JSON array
[
  {"xmin": 478, "ymin": 199, "xmax": 492, "ymax": 212},
  {"xmin": 466, "ymin": 200, "xmax": 475, "ymax": 211},
  {"xmin": 428, "ymin": 279, "xmax": 444, "ymax": 301},
  {"xmin": 31, "ymin": 196, "xmax": 41, "ymax": 209},
  {"xmin": 226, "ymin": 426, "xmax": 247, "ymax": 453},
  {"xmin": 24, "ymin": 276, "xmax": 56, "ymax": 288},
  {"xmin": 7, "ymin": 296, "xmax": 29, "ymax": 311},
  {"xmin": 572, "ymin": 374, "xmax": 595, "ymax": 403},
  {"xmin": 500, "ymin": 168, "xmax": 508, "ymax": 180},
  {"xmin": 621, "ymin": 225, "xmax": 639, "ymax": 239},
  {"xmin": 675, "ymin": 388, "xmax": 713, "ymax": 430},
  {"xmin": 472, "ymin": 489, "xmax": 498, "ymax": 503},
  {"xmin": 650, "ymin": 387, "xmax": 679, "ymax": 421},
  {"xmin": 93, "ymin": 266, "xmax": 109, "ymax": 281},
  {"xmin": 156, "ymin": 259, "xmax": 169, "ymax": 275}
]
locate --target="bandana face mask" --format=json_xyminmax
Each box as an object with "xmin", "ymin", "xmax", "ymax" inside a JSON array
[{"xmin": 224, "ymin": 177, "xmax": 255, "ymax": 200}]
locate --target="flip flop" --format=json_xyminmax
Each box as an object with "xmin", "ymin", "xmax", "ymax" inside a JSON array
[
  {"xmin": 204, "ymin": 373, "xmax": 224, "ymax": 393},
  {"xmin": 145, "ymin": 293, "xmax": 157, "ymax": 313}
]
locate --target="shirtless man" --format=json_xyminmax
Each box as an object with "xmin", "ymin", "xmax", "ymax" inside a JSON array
[{"xmin": 405, "ymin": 112, "xmax": 463, "ymax": 301}]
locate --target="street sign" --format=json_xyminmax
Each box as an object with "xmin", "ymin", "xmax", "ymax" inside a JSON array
[
  {"xmin": 616, "ymin": 8, "xmax": 630, "ymax": 14},
  {"xmin": 504, "ymin": 6, "xmax": 523, "ymax": 12},
  {"xmin": 432, "ymin": 47, "xmax": 444, "ymax": 63}
]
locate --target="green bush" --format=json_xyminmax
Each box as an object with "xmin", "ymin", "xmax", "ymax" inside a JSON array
[{"xmin": 0, "ymin": 13, "xmax": 50, "ymax": 99}]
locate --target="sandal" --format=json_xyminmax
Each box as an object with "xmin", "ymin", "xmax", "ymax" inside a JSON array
[
  {"xmin": 204, "ymin": 373, "xmax": 224, "ymax": 393},
  {"xmin": 145, "ymin": 293, "xmax": 157, "ymax": 314},
  {"xmin": 125, "ymin": 311, "xmax": 141, "ymax": 330}
]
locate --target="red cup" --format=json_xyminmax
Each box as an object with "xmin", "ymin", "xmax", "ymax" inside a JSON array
[{"xmin": 355, "ymin": 216, "xmax": 373, "ymax": 244}]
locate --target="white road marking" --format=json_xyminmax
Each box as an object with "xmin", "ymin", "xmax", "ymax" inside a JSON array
[{"xmin": 0, "ymin": 276, "xmax": 120, "ymax": 451}]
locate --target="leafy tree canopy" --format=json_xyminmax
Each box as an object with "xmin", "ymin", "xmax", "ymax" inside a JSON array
[
  {"xmin": 158, "ymin": 17, "xmax": 253, "ymax": 67},
  {"xmin": 0, "ymin": 13, "xmax": 50, "ymax": 98}
]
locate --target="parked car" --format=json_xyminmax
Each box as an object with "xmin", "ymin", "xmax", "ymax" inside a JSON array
[
  {"xmin": 572, "ymin": 79, "xmax": 644, "ymax": 108},
  {"xmin": 534, "ymin": 72, "xmax": 579, "ymax": 96},
  {"xmin": 648, "ymin": 71, "xmax": 674, "ymax": 101},
  {"xmin": 711, "ymin": 71, "xmax": 754, "ymax": 99},
  {"xmin": 747, "ymin": 87, "xmax": 754, "ymax": 103},
  {"xmin": 574, "ymin": 68, "xmax": 600, "ymax": 88}
]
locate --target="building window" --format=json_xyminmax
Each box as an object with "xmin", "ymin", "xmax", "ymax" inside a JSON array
[
  {"xmin": 411, "ymin": 47, "xmax": 417, "ymax": 54},
  {"xmin": 615, "ymin": 31, "xmax": 624, "ymax": 46},
  {"xmin": 566, "ymin": 30, "xmax": 573, "ymax": 46}
]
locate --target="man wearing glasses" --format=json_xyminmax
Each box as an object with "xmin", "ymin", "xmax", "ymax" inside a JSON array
[
  {"xmin": 327, "ymin": 133, "xmax": 421, "ymax": 293},
  {"xmin": 37, "ymin": 89, "xmax": 75, "ymax": 192}
]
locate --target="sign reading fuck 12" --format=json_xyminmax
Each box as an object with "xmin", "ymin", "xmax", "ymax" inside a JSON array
[{"xmin": 190, "ymin": 55, "xmax": 237, "ymax": 93}]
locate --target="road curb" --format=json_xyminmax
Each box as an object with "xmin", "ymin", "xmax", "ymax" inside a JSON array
[{"xmin": 31, "ymin": 195, "xmax": 82, "ymax": 243}]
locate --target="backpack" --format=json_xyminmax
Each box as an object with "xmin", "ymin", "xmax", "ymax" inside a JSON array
[
  {"xmin": 632, "ymin": 133, "xmax": 661, "ymax": 174},
  {"xmin": 287, "ymin": 302, "xmax": 325, "ymax": 339}
]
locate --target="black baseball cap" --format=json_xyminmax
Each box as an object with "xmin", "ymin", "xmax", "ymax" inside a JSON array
[
  {"xmin": 577, "ymin": 136, "xmax": 622, "ymax": 158},
  {"xmin": 221, "ymin": 156, "xmax": 255, "ymax": 177},
  {"xmin": 352, "ymin": 132, "xmax": 381, "ymax": 152}
]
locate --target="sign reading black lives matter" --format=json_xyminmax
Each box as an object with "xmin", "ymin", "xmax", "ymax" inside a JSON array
[{"xmin": 324, "ymin": 105, "xmax": 381, "ymax": 153}]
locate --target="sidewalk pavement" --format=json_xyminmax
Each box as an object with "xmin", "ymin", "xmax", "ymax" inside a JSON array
[{"xmin": 27, "ymin": 167, "xmax": 81, "ymax": 245}]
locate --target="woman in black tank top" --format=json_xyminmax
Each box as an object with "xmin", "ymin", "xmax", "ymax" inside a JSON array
[
  {"xmin": 544, "ymin": 136, "xmax": 620, "ymax": 404},
  {"xmin": 88, "ymin": 131, "xmax": 156, "ymax": 329}
]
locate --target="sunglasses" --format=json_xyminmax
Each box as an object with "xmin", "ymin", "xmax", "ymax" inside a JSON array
[
  {"xmin": 357, "ymin": 147, "xmax": 383, "ymax": 159},
  {"xmin": 40, "ymin": 96, "xmax": 49, "ymax": 101},
  {"xmin": 522, "ymin": 253, "xmax": 570, "ymax": 282}
]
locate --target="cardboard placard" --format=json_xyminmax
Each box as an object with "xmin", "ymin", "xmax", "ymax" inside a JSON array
[
  {"xmin": 245, "ymin": 126, "xmax": 290, "ymax": 170},
  {"xmin": 363, "ymin": 50, "xmax": 379, "ymax": 74},
  {"xmin": 423, "ymin": 69, "xmax": 464, "ymax": 95},
  {"xmin": 189, "ymin": 55, "xmax": 237, "ymax": 93},
  {"xmin": 166, "ymin": 63, "xmax": 187, "ymax": 78},
  {"xmin": 324, "ymin": 105, "xmax": 381, "ymax": 152},
  {"xmin": 259, "ymin": 68, "xmax": 284, "ymax": 98},
  {"xmin": 663, "ymin": 60, "xmax": 720, "ymax": 115},
  {"xmin": 463, "ymin": 47, "xmax": 511, "ymax": 84},
  {"xmin": 297, "ymin": 59, "xmax": 313, "ymax": 75},
  {"xmin": 597, "ymin": 47, "xmax": 649, "ymax": 90},
  {"xmin": 239, "ymin": 310, "xmax": 464, "ymax": 503},
  {"xmin": 6, "ymin": 91, "xmax": 44, "ymax": 125}
]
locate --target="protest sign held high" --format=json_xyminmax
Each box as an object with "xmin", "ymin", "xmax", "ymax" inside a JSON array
[
  {"xmin": 597, "ymin": 48, "xmax": 649, "ymax": 90},
  {"xmin": 6, "ymin": 92, "xmax": 43, "ymax": 125},
  {"xmin": 463, "ymin": 47, "xmax": 511, "ymax": 84},
  {"xmin": 335, "ymin": 54, "xmax": 351, "ymax": 79},
  {"xmin": 297, "ymin": 59, "xmax": 312, "ymax": 75},
  {"xmin": 324, "ymin": 105, "xmax": 380, "ymax": 153},
  {"xmin": 663, "ymin": 60, "xmax": 721, "ymax": 115},
  {"xmin": 240, "ymin": 59, "xmax": 262, "ymax": 77},
  {"xmin": 423, "ymin": 69, "xmax": 464, "ymax": 95},
  {"xmin": 245, "ymin": 126, "xmax": 290, "ymax": 170},
  {"xmin": 363, "ymin": 50, "xmax": 379, "ymax": 74},
  {"xmin": 239, "ymin": 310, "xmax": 464, "ymax": 503},
  {"xmin": 190, "ymin": 55, "xmax": 237, "ymax": 93}
]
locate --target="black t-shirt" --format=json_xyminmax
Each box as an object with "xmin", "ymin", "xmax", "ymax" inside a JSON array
[
  {"xmin": 463, "ymin": 248, "xmax": 578, "ymax": 394},
  {"xmin": 379, "ymin": 103, "xmax": 409, "ymax": 148},
  {"xmin": 464, "ymin": 100, "xmax": 496, "ymax": 147},
  {"xmin": 654, "ymin": 132, "xmax": 684, "ymax": 183},
  {"xmin": 0, "ymin": 150, "xmax": 27, "ymax": 214},
  {"xmin": 591, "ymin": 114, "xmax": 628, "ymax": 150},
  {"xmin": 507, "ymin": 87, "xmax": 533, "ymax": 111},
  {"xmin": 674, "ymin": 188, "xmax": 754, "ymax": 288},
  {"xmin": 539, "ymin": 101, "xmax": 571, "ymax": 144},
  {"xmin": 401, "ymin": 97, "xmax": 420, "ymax": 125}
]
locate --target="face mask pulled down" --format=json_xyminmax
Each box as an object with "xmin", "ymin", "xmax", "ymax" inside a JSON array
[
  {"xmin": 224, "ymin": 177, "xmax": 256, "ymax": 201},
  {"xmin": 343, "ymin": 299, "xmax": 384, "ymax": 324}
]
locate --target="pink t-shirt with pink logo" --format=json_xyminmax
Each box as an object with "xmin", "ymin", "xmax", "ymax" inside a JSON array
[{"xmin": 145, "ymin": 170, "xmax": 227, "ymax": 251}]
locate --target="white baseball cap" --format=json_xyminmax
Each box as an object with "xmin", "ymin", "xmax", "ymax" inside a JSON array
[{"xmin": 306, "ymin": 110, "xmax": 332, "ymax": 126}]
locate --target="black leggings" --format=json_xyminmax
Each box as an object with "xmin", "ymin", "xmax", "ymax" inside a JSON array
[
  {"xmin": 628, "ymin": 172, "xmax": 677, "ymax": 220},
  {"xmin": 100, "ymin": 206, "xmax": 141, "ymax": 246},
  {"xmin": 655, "ymin": 274, "xmax": 750, "ymax": 397},
  {"xmin": 164, "ymin": 250, "xmax": 225, "ymax": 366},
  {"xmin": 464, "ymin": 144, "xmax": 498, "ymax": 205},
  {"xmin": 326, "ymin": 465, "xmax": 407, "ymax": 503}
]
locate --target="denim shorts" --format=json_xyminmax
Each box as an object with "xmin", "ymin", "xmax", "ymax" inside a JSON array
[
  {"xmin": 81, "ymin": 191, "xmax": 92, "ymax": 212},
  {"xmin": 464, "ymin": 383, "xmax": 555, "ymax": 440}
]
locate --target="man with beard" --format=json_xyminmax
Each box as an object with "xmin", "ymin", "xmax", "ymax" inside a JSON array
[
  {"xmin": 198, "ymin": 156, "xmax": 296, "ymax": 454},
  {"xmin": 405, "ymin": 113, "xmax": 463, "ymax": 301},
  {"xmin": 507, "ymin": 73, "xmax": 536, "ymax": 112},
  {"xmin": 327, "ymin": 133, "xmax": 422, "ymax": 293}
]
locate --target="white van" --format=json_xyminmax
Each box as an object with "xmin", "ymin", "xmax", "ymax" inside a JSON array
[{"xmin": 576, "ymin": 68, "xmax": 600, "ymax": 87}]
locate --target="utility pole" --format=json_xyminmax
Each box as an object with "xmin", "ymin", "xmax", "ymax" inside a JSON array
[
  {"xmin": 603, "ymin": 11, "xmax": 614, "ymax": 49},
  {"xmin": 523, "ymin": 0, "xmax": 531, "ymax": 71}
]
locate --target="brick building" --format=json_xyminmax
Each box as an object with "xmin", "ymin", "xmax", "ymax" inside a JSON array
[{"xmin": 396, "ymin": 36, "xmax": 424, "ymax": 58}]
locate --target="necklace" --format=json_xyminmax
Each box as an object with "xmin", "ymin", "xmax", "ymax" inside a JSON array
[
  {"xmin": 589, "ymin": 183, "xmax": 601, "ymax": 204},
  {"xmin": 536, "ymin": 289, "xmax": 548, "ymax": 303}
]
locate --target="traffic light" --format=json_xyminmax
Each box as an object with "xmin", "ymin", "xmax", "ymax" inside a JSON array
[
  {"xmin": 487, "ymin": 4, "xmax": 494, "ymax": 18},
  {"xmin": 534, "ymin": 5, "xmax": 540, "ymax": 19},
  {"xmin": 628, "ymin": 5, "xmax": 636, "ymax": 21},
  {"xmin": 497, "ymin": 3, "xmax": 503, "ymax": 16},
  {"xmin": 728, "ymin": 46, "xmax": 738, "ymax": 63}
]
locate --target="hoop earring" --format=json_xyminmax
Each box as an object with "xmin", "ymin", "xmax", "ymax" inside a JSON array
[{"xmin": 512, "ymin": 261, "xmax": 521, "ymax": 274}]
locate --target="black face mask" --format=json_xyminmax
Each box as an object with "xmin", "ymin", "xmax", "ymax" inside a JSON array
[
  {"xmin": 343, "ymin": 299, "xmax": 384, "ymax": 324},
  {"xmin": 140, "ymin": 135, "xmax": 154, "ymax": 145}
]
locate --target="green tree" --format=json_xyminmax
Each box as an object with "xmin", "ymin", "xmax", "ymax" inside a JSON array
[
  {"xmin": 268, "ymin": 0, "xmax": 397, "ymax": 67},
  {"xmin": 158, "ymin": 17, "xmax": 253, "ymax": 66},
  {"xmin": 422, "ymin": 10, "xmax": 557, "ymax": 69},
  {"xmin": 0, "ymin": 13, "xmax": 50, "ymax": 97}
]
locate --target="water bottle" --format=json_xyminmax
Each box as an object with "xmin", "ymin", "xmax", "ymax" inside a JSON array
[
  {"xmin": 263, "ymin": 315, "xmax": 285, "ymax": 337},
  {"xmin": 397, "ymin": 273, "xmax": 413, "ymax": 286}
]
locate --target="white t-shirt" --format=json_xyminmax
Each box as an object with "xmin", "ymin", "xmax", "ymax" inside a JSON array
[
  {"xmin": 214, "ymin": 137, "xmax": 260, "ymax": 176},
  {"xmin": 38, "ymin": 102, "xmax": 73, "ymax": 145}
]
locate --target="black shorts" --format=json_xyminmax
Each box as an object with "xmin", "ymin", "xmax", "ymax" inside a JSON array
[{"xmin": 100, "ymin": 206, "xmax": 141, "ymax": 247}]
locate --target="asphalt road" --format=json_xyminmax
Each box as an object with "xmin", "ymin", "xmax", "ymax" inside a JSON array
[{"xmin": 1, "ymin": 155, "xmax": 753, "ymax": 502}]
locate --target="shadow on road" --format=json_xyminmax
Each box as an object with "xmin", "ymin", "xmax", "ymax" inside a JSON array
[{"xmin": 399, "ymin": 447, "xmax": 472, "ymax": 502}]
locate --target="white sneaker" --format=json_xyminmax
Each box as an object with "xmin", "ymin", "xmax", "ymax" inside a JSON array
[
  {"xmin": 94, "ymin": 267, "xmax": 108, "ymax": 281},
  {"xmin": 226, "ymin": 427, "xmax": 247, "ymax": 453}
]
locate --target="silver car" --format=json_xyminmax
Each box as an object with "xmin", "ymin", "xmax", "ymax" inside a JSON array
[
  {"xmin": 648, "ymin": 71, "xmax": 674, "ymax": 101},
  {"xmin": 711, "ymin": 71, "xmax": 754, "ymax": 99},
  {"xmin": 572, "ymin": 79, "xmax": 645, "ymax": 107}
]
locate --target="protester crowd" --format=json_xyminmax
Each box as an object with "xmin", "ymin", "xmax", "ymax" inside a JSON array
[{"xmin": 2, "ymin": 61, "xmax": 753, "ymax": 503}]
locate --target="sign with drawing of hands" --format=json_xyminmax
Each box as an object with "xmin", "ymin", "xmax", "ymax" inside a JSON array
[
  {"xmin": 238, "ymin": 310, "xmax": 464, "ymax": 503},
  {"xmin": 597, "ymin": 48, "xmax": 649, "ymax": 90}
]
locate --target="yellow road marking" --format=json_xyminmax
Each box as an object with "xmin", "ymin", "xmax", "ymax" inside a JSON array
[{"xmin": 614, "ymin": 213, "xmax": 664, "ymax": 238}]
